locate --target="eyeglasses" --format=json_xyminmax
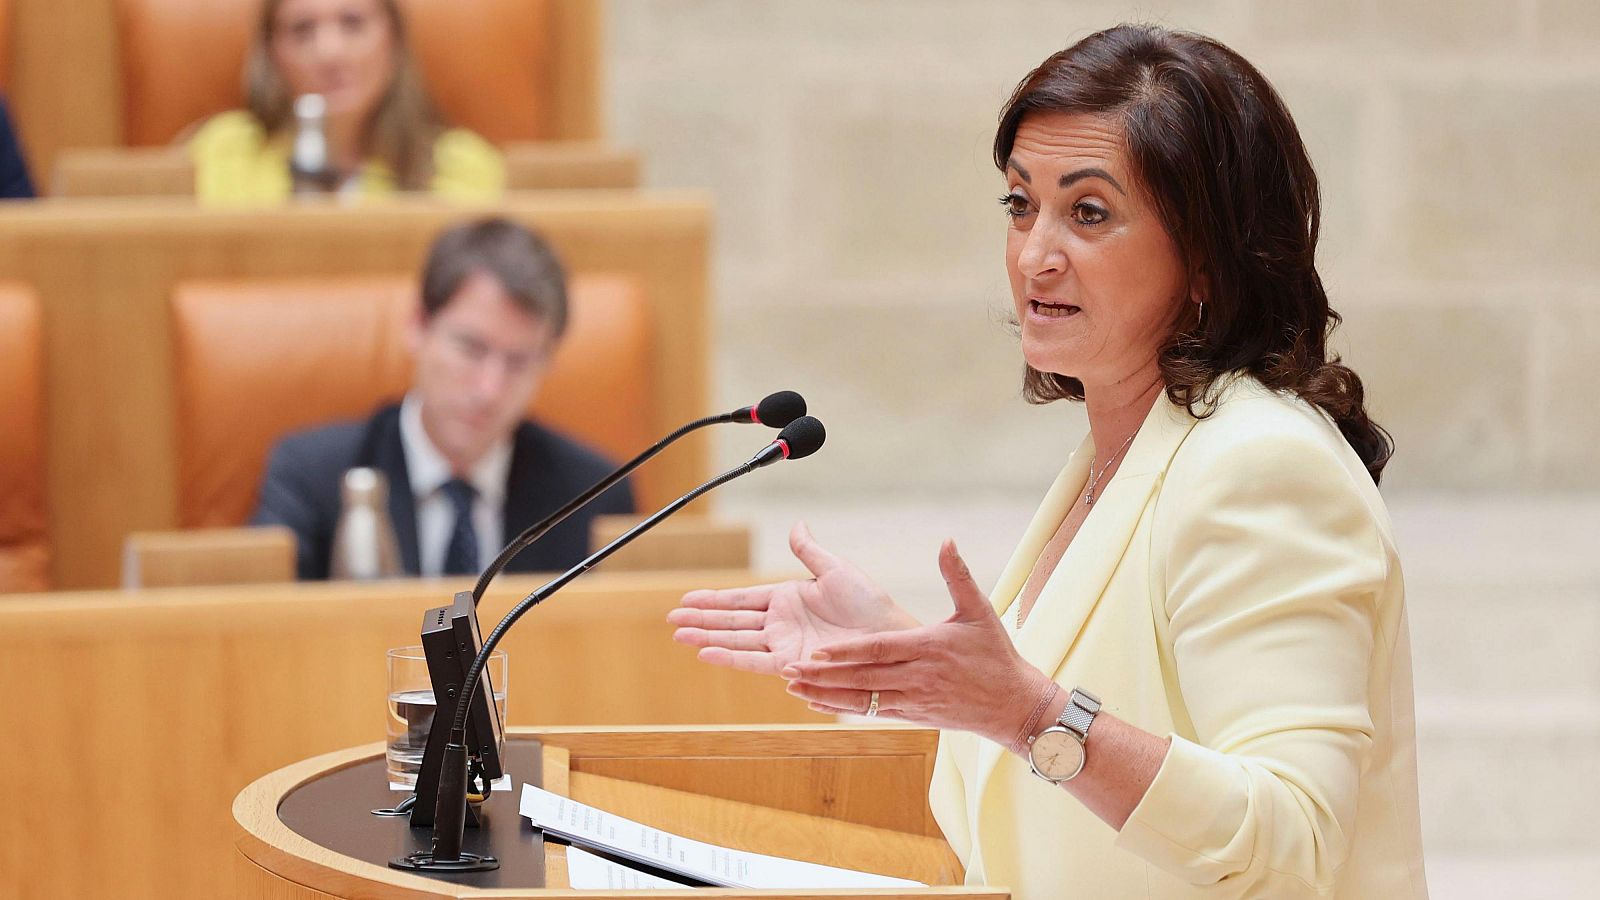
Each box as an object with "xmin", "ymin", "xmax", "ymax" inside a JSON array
[{"xmin": 438, "ymin": 328, "xmax": 549, "ymax": 380}]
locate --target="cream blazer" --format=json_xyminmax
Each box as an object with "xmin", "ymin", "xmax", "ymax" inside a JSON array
[{"xmin": 930, "ymin": 376, "xmax": 1428, "ymax": 899}]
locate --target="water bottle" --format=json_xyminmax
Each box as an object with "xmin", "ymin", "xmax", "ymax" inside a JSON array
[
  {"xmin": 330, "ymin": 467, "xmax": 402, "ymax": 580},
  {"xmin": 289, "ymin": 93, "xmax": 338, "ymax": 195}
]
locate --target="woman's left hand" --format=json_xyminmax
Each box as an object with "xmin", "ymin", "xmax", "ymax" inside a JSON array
[{"xmin": 781, "ymin": 539, "xmax": 1053, "ymax": 748}]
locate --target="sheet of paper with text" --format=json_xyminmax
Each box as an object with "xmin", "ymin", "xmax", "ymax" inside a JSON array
[{"xmin": 520, "ymin": 783, "xmax": 924, "ymax": 890}]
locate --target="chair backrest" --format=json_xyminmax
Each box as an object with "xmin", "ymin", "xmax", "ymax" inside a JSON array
[
  {"xmin": 402, "ymin": 0, "xmax": 557, "ymax": 144},
  {"xmin": 114, "ymin": 0, "xmax": 567, "ymax": 146},
  {"xmin": 0, "ymin": 282, "xmax": 49, "ymax": 592},
  {"xmin": 171, "ymin": 273, "xmax": 653, "ymax": 527}
]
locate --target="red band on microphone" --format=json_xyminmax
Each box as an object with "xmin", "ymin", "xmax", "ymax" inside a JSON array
[
  {"xmin": 749, "ymin": 406, "xmax": 761, "ymax": 423},
  {"xmin": 777, "ymin": 439, "xmax": 791, "ymax": 459}
]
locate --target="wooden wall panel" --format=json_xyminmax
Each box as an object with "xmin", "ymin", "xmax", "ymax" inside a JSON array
[
  {"xmin": 0, "ymin": 191, "xmax": 711, "ymax": 588},
  {"xmin": 551, "ymin": 0, "xmax": 605, "ymax": 141},
  {"xmin": 7, "ymin": 0, "xmax": 122, "ymax": 184},
  {"xmin": 0, "ymin": 0, "xmax": 11, "ymax": 93}
]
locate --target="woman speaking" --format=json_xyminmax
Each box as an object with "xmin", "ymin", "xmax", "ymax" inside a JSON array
[{"xmin": 670, "ymin": 24, "xmax": 1428, "ymax": 899}]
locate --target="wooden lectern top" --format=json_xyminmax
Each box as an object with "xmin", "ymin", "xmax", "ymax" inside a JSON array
[{"xmin": 234, "ymin": 725, "xmax": 1007, "ymax": 899}]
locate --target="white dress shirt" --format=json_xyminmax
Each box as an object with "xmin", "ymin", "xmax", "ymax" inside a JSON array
[{"xmin": 399, "ymin": 394, "xmax": 513, "ymax": 576}]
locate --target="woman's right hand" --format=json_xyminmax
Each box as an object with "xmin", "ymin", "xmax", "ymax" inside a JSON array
[{"xmin": 668, "ymin": 522, "xmax": 918, "ymax": 676}]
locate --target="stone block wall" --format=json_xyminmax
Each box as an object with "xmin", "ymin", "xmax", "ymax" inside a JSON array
[
  {"xmin": 606, "ymin": 0, "xmax": 1600, "ymax": 495},
  {"xmin": 604, "ymin": 4, "xmax": 1600, "ymax": 882}
]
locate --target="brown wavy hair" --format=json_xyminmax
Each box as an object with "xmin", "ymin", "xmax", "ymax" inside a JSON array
[
  {"xmin": 997, "ymin": 24, "xmax": 1393, "ymax": 482},
  {"xmin": 244, "ymin": 0, "xmax": 444, "ymax": 189}
]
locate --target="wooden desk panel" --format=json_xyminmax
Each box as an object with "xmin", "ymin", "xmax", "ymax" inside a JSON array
[
  {"xmin": 0, "ymin": 193, "xmax": 711, "ymax": 588},
  {"xmin": 0, "ymin": 571, "xmax": 821, "ymax": 900},
  {"xmin": 51, "ymin": 142, "xmax": 642, "ymax": 197},
  {"xmin": 231, "ymin": 727, "xmax": 990, "ymax": 900}
]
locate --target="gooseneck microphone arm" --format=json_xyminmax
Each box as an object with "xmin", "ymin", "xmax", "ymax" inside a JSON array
[
  {"xmin": 413, "ymin": 416, "xmax": 826, "ymax": 870},
  {"xmin": 468, "ymin": 412, "xmax": 719, "ymax": 603},
  {"xmin": 469, "ymin": 390, "xmax": 806, "ymax": 604}
]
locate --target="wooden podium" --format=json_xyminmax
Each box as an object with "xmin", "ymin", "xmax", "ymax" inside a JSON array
[{"xmin": 234, "ymin": 725, "xmax": 1008, "ymax": 899}]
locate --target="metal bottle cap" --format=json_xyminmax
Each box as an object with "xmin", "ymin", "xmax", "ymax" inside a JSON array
[
  {"xmin": 341, "ymin": 466, "xmax": 386, "ymax": 505},
  {"xmin": 294, "ymin": 93, "xmax": 327, "ymax": 122}
]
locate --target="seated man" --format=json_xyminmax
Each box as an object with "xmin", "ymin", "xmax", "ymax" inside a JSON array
[{"xmin": 253, "ymin": 218, "xmax": 633, "ymax": 578}]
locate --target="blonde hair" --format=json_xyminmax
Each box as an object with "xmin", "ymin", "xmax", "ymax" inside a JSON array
[{"xmin": 243, "ymin": 0, "xmax": 444, "ymax": 189}]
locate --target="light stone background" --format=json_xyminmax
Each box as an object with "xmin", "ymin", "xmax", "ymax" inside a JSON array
[{"xmin": 604, "ymin": 2, "xmax": 1600, "ymax": 896}]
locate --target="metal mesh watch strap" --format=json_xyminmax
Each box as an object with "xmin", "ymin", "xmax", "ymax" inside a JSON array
[{"xmin": 1057, "ymin": 687, "xmax": 1101, "ymax": 740}]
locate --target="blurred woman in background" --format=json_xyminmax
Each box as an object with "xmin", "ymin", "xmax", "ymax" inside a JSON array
[{"xmin": 190, "ymin": 0, "xmax": 504, "ymax": 204}]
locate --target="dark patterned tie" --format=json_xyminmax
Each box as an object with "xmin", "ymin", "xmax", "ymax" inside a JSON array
[{"xmin": 440, "ymin": 477, "xmax": 479, "ymax": 576}]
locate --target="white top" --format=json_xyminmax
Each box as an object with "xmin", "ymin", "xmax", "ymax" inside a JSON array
[
  {"xmin": 398, "ymin": 394, "xmax": 513, "ymax": 576},
  {"xmin": 1003, "ymin": 600, "xmax": 1024, "ymax": 632}
]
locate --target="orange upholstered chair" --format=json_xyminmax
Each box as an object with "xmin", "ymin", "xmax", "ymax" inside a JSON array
[
  {"xmin": 402, "ymin": 0, "xmax": 558, "ymax": 144},
  {"xmin": 0, "ymin": 283, "xmax": 49, "ymax": 592},
  {"xmin": 0, "ymin": 0, "xmax": 12, "ymax": 94},
  {"xmin": 171, "ymin": 273, "xmax": 654, "ymax": 528},
  {"xmin": 115, "ymin": 0, "xmax": 564, "ymax": 146}
]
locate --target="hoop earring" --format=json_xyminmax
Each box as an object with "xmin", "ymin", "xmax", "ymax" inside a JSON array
[{"xmin": 1197, "ymin": 300, "xmax": 1205, "ymax": 327}]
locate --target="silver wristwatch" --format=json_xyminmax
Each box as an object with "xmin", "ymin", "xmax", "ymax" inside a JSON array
[{"xmin": 1027, "ymin": 687, "xmax": 1101, "ymax": 783}]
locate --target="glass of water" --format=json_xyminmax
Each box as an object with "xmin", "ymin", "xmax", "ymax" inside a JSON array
[{"xmin": 386, "ymin": 645, "xmax": 508, "ymax": 788}]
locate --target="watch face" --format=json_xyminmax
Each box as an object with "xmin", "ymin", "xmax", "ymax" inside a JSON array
[{"xmin": 1031, "ymin": 730, "xmax": 1085, "ymax": 781}]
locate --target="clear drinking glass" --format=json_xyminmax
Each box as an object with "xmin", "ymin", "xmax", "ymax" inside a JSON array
[{"xmin": 385, "ymin": 645, "xmax": 508, "ymax": 787}]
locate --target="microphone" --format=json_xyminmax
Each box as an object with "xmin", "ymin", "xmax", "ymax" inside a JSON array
[
  {"xmin": 733, "ymin": 390, "xmax": 807, "ymax": 427},
  {"xmin": 745, "ymin": 414, "xmax": 825, "ymax": 467},
  {"xmin": 393, "ymin": 417, "xmax": 826, "ymax": 873},
  {"xmin": 469, "ymin": 391, "xmax": 807, "ymax": 603}
]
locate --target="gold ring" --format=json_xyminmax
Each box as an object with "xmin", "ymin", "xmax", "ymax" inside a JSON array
[{"xmin": 865, "ymin": 690, "xmax": 880, "ymax": 717}]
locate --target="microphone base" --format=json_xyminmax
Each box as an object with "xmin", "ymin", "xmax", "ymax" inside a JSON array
[{"xmin": 389, "ymin": 850, "xmax": 499, "ymax": 873}]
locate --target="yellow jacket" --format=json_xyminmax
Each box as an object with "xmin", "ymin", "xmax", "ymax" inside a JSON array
[
  {"xmin": 931, "ymin": 375, "xmax": 1428, "ymax": 899},
  {"xmin": 188, "ymin": 110, "xmax": 505, "ymax": 206}
]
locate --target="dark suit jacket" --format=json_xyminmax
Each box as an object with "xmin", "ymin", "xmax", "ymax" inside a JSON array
[
  {"xmin": 0, "ymin": 96, "xmax": 35, "ymax": 199},
  {"xmin": 251, "ymin": 404, "xmax": 635, "ymax": 579}
]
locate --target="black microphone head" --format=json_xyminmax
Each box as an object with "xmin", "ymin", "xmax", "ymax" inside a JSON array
[
  {"xmin": 753, "ymin": 390, "xmax": 806, "ymax": 427},
  {"xmin": 776, "ymin": 415, "xmax": 826, "ymax": 460}
]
